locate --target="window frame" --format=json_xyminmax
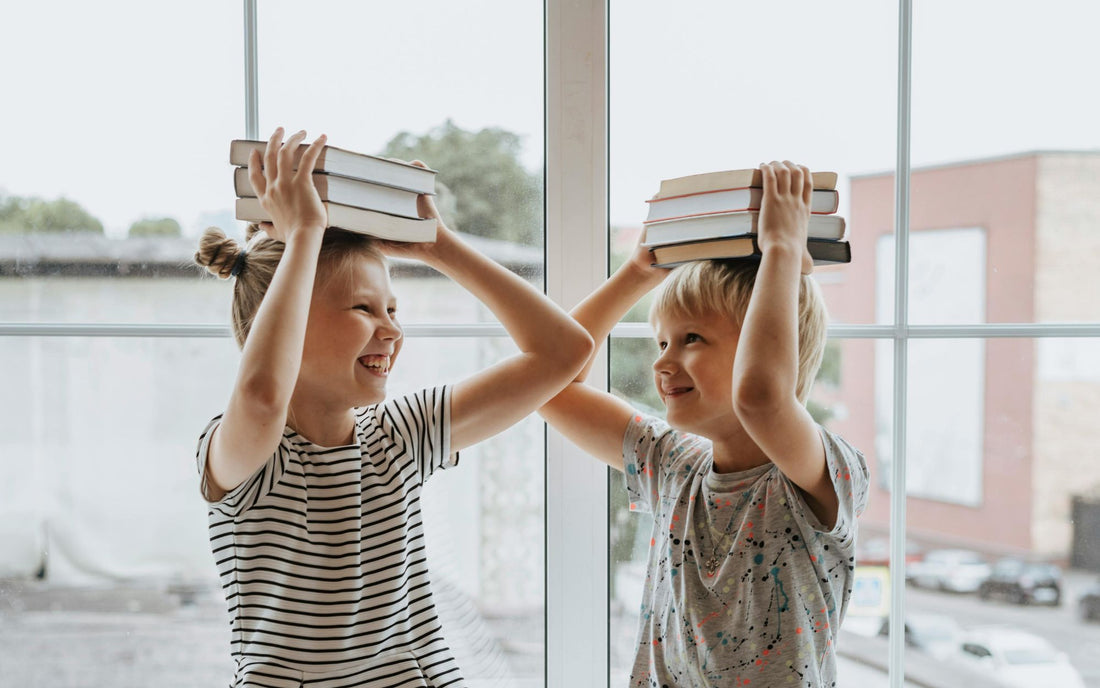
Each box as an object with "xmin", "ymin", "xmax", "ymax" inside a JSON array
[{"xmin": 4, "ymin": 3, "xmax": 1100, "ymax": 688}]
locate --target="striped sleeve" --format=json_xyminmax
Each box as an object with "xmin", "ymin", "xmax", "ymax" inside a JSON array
[
  {"xmin": 376, "ymin": 386, "xmax": 457, "ymax": 485},
  {"xmin": 195, "ymin": 415, "xmax": 292, "ymax": 517}
]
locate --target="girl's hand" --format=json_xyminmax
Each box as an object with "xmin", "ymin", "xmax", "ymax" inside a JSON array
[
  {"xmin": 758, "ymin": 160, "xmax": 814, "ymax": 275},
  {"xmin": 375, "ymin": 160, "xmax": 448, "ymax": 263},
  {"xmin": 247, "ymin": 127, "xmax": 329, "ymax": 243}
]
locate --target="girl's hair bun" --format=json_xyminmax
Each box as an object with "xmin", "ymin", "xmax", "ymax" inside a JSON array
[{"xmin": 194, "ymin": 226, "xmax": 244, "ymax": 280}]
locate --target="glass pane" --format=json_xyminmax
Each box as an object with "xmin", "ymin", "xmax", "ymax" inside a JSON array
[
  {"xmin": 909, "ymin": 1, "xmax": 1100, "ymax": 324},
  {"xmin": 0, "ymin": 1, "xmax": 243, "ymax": 322},
  {"xmin": 258, "ymin": 0, "xmax": 545, "ymax": 321},
  {"xmin": 0, "ymin": 335, "xmax": 544, "ymax": 687},
  {"xmin": 868, "ymin": 339, "xmax": 1100, "ymax": 687},
  {"xmin": 610, "ymin": 0, "xmax": 896, "ymax": 325}
]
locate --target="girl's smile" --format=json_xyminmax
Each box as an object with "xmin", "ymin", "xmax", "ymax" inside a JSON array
[{"xmin": 358, "ymin": 353, "xmax": 392, "ymax": 377}]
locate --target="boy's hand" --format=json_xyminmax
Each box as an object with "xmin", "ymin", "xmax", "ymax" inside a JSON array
[
  {"xmin": 627, "ymin": 227, "xmax": 673, "ymax": 285},
  {"xmin": 758, "ymin": 160, "xmax": 814, "ymax": 275},
  {"xmin": 247, "ymin": 127, "xmax": 328, "ymax": 243}
]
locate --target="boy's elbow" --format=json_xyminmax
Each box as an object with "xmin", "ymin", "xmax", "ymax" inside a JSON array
[{"xmin": 732, "ymin": 375, "xmax": 790, "ymax": 419}]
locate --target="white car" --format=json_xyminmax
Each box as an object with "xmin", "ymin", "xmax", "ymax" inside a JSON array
[
  {"xmin": 906, "ymin": 548, "xmax": 991, "ymax": 593},
  {"xmin": 955, "ymin": 627, "xmax": 1085, "ymax": 688},
  {"xmin": 877, "ymin": 612, "xmax": 963, "ymax": 660}
]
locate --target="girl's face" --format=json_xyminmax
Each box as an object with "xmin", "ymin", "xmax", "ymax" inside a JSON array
[
  {"xmin": 652, "ymin": 308, "xmax": 740, "ymax": 437},
  {"xmin": 297, "ymin": 256, "xmax": 403, "ymax": 409}
]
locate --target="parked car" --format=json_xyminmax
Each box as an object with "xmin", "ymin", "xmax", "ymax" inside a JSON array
[
  {"xmin": 877, "ymin": 612, "xmax": 962, "ymax": 660},
  {"xmin": 978, "ymin": 558, "xmax": 1062, "ymax": 605},
  {"xmin": 906, "ymin": 549, "xmax": 991, "ymax": 593},
  {"xmin": 954, "ymin": 627, "xmax": 1085, "ymax": 688},
  {"xmin": 1078, "ymin": 577, "xmax": 1100, "ymax": 622}
]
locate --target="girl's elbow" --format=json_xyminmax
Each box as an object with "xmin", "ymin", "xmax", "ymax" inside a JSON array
[
  {"xmin": 572, "ymin": 329, "xmax": 596, "ymax": 363},
  {"xmin": 237, "ymin": 374, "xmax": 291, "ymax": 416},
  {"xmin": 551, "ymin": 324, "xmax": 594, "ymax": 368}
]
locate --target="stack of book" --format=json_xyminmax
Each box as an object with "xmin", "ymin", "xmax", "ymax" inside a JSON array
[
  {"xmin": 230, "ymin": 139, "xmax": 438, "ymax": 242},
  {"xmin": 641, "ymin": 168, "xmax": 851, "ymax": 268}
]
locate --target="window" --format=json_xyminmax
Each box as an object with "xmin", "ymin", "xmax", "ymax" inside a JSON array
[
  {"xmin": 3, "ymin": 2, "xmax": 1100, "ymax": 687},
  {"xmin": 2, "ymin": 1, "xmax": 548, "ymax": 685}
]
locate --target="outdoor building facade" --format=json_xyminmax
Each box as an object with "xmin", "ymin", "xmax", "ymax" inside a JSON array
[{"xmin": 820, "ymin": 151, "xmax": 1100, "ymax": 560}]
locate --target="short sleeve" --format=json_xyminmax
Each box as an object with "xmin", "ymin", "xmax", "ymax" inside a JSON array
[
  {"xmin": 375, "ymin": 385, "xmax": 456, "ymax": 485},
  {"xmin": 194, "ymin": 415, "xmax": 293, "ymax": 517},
  {"xmin": 784, "ymin": 425, "xmax": 870, "ymax": 546},
  {"xmin": 621, "ymin": 413, "xmax": 706, "ymax": 514}
]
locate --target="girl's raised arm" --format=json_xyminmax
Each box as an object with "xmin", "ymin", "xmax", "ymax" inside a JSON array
[
  {"xmin": 537, "ymin": 234, "xmax": 668, "ymax": 470},
  {"xmin": 204, "ymin": 128, "xmax": 328, "ymax": 500},
  {"xmin": 381, "ymin": 188, "xmax": 593, "ymax": 452}
]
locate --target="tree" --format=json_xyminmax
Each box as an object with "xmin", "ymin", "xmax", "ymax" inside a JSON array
[
  {"xmin": 379, "ymin": 120, "xmax": 542, "ymax": 246},
  {"xmin": 128, "ymin": 217, "xmax": 182, "ymax": 238},
  {"xmin": 0, "ymin": 194, "xmax": 103, "ymax": 234}
]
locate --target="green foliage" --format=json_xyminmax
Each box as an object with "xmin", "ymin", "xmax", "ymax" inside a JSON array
[
  {"xmin": 610, "ymin": 337, "xmax": 662, "ymax": 412},
  {"xmin": 807, "ymin": 341, "xmax": 841, "ymax": 425},
  {"xmin": 817, "ymin": 340, "xmax": 841, "ymax": 387},
  {"xmin": 380, "ymin": 120, "xmax": 542, "ymax": 245},
  {"xmin": 128, "ymin": 217, "xmax": 182, "ymax": 238},
  {"xmin": 0, "ymin": 194, "xmax": 103, "ymax": 234}
]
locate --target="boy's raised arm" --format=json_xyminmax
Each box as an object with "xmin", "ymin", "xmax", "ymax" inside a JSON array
[
  {"xmin": 380, "ymin": 186, "xmax": 593, "ymax": 453},
  {"xmin": 538, "ymin": 239, "xmax": 669, "ymax": 471},
  {"xmin": 732, "ymin": 161, "xmax": 837, "ymax": 526}
]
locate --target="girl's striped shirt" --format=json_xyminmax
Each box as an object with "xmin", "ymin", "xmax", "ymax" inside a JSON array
[{"xmin": 196, "ymin": 386, "xmax": 464, "ymax": 688}]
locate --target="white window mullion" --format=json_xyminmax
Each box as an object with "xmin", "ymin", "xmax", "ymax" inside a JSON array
[
  {"xmin": 243, "ymin": 0, "xmax": 258, "ymax": 139},
  {"xmin": 545, "ymin": 0, "xmax": 609, "ymax": 686},
  {"xmin": 889, "ymin": 1, "xmax": 913, "ymax": 686}
]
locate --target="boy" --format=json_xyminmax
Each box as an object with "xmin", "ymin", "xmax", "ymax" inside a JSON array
[{"xmin": 540, "ymin": 161, "xmax": 869, "ymax": 687}]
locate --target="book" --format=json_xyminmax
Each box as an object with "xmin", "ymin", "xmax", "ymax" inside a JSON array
[
  {"xmin": 235, "ymin": 197, "xmax": 436, "ymax": 243},
  {"xmin": 645, "ymin": 186, "xmax": 839, "ymax": 222},
  {"xmin": 649, "ymin": 236, "xmax": 852, "ymax": 268},
  {"xmin": 654, "ymin": 169, "xmax": 838, "ymax": 199},
  {"xmin": 642, "ymin": 210, "xmax": 846, "ymax": 246},
  {"xmin": 233, "ymin": 167, "xmax": 420, "ymax": 219},
  {"xmin": 230, "ymin": 140, "xmax": 437, "ymax": 195}
]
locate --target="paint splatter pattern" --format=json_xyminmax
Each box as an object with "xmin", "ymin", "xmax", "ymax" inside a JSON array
[{"xmin": 622, "ymin": 414, "xmax": 869, "ymax": 688}]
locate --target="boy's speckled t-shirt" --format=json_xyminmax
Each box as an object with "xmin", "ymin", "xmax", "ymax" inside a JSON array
[{"xmin": 622, "ymin": 414, "xmax": 869, "ymax": 688}]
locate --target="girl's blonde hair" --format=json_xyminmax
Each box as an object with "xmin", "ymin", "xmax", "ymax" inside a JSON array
[
  {"xmin": 194, "ymin": 224, "xmax": 386, "ymax": 349},
  {"xmin": 649, "ymin": 260, "xmax": 828, "ymax": 403}
]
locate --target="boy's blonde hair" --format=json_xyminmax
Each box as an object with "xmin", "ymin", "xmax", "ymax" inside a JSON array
[
  {"xmin": 194, "ymin": 224, "xmax": 387, "ymax": 349},
  {"xmin": 649, "ymin": 260, "xmax": 828, "ymax": 403}
]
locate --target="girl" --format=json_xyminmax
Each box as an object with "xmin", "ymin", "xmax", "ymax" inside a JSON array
[{"xmin": 193, "ymin": 128, "xmax": 592, "ymax": 687}]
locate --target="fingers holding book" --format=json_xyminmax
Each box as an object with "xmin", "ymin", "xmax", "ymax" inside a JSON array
[
  {"xmin": 759, "ymin": 160, "xmax": 815, "ymax": 274},
  {"xmin": 246, "ymin": 127, "xmax": 328, "ymax": 242}
]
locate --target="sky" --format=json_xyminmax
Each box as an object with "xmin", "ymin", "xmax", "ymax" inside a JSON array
[{"xmin": 2, "ymin": 0, "xmax": 1099, "ymax": 237}]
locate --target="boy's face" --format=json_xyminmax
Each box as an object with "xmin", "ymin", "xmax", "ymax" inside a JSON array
[
  {"xmin": 297, "ymin": 257, "xmax": 403, "ymax": 410},
  {"xmin": 652, "ymin": 308, "xmax": 740, "ymax": 437}
]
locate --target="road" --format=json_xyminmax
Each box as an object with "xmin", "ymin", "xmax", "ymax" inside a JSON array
[{"xmin": 902, "ymin": 569, "xmax": 1100, "ymax": 687}]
